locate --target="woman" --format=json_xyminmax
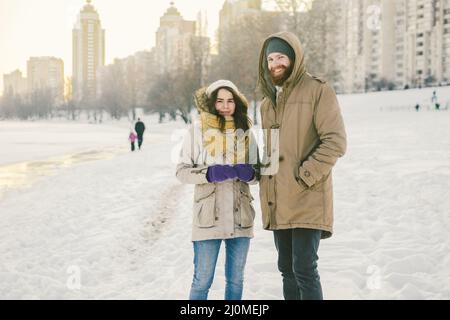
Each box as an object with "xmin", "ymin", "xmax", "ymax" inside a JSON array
[{"xmin": 176, "ymin": 80, "xmax": 259, "ymax": 300}]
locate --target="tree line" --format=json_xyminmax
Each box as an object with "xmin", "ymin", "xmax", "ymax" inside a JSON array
[{"xmin": 1, "ymin": 0, "xmax": 343, "ymax": 122}]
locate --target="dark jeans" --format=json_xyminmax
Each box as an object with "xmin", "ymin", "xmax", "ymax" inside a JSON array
[
  {"xmin": 273, "ymin": 228, "xmax": 323, "ymax": 300},
  {"xmin": 131, "ymin": 142, "xmax": 135, "ymax": 151},
  {"xmin": 137, "ymin": 135, "xmax": 143, "ymax": 149}
]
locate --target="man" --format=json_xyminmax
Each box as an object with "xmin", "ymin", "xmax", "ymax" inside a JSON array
[
  {"xmin": 257, "ymin": 32, "xmax": 347, "ymax": 300},
  {"xmin": 134, "ymin": 118, "xmax": 146, "ymax": 150}
]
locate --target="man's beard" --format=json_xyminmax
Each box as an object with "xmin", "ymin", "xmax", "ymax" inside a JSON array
[{"xmin": 270, "ymin": 64, "xmax": 294, "ymax": 86}]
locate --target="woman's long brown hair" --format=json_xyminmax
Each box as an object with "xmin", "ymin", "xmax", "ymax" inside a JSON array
[{"xmin": 207, "ymin": 87, "xmax": 252, "ymax": 133}]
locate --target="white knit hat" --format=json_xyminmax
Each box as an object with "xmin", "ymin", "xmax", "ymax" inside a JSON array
[{"xmin": 206, "ymin": 80, "xmax": 240, "ymax": 98}]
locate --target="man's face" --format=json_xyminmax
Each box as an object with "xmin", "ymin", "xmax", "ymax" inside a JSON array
[{"xmin": 267, "ymin": 52, "xmax": 293, "ymax": 86}]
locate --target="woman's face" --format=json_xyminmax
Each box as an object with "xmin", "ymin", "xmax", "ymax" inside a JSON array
[{"xmin": 215, "ymin": 88, "xmax": 236, "ymax": 117}]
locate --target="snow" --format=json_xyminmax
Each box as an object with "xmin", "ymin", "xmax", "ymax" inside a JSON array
[{"xmin": 0, "ymin": 86, "xmax": 450, "ymax": 300}]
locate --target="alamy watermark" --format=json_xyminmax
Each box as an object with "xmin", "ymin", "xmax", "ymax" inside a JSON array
[{"xmin": 171, "ymin": 127, "xmax": 281, "ymax": 175}]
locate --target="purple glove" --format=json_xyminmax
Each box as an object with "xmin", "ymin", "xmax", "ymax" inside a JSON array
[
  {"xmin": 235, "ymin": 164, "xmax": 255, "ymax": 182},
  {"xmin": 206, "ymin": 165, "xmax": 238, "ymax": 183}
]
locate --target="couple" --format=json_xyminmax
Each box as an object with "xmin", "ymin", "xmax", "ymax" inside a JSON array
[{"xmin": 176, "ymin": 32, "xmax": 347, "ymax": 300}]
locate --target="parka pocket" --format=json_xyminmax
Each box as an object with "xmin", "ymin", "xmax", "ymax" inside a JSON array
[
  {"xmin": 194, "ymin": 183, "xmax": 215, "ymax": 202},
  {"xmin": 193, "ymin": 185, "xmax": 216, "ymax": 228},
  {"xmin": 238, "ymin": 190, "xmax": 255, "ymax": 228},
  {"xmin": 310, "ymin": 173, "xmax": 332, "ymax": 192},
  {"xmin": 294, "ymin": 166, "xmax": 308, "ymax": 194}
]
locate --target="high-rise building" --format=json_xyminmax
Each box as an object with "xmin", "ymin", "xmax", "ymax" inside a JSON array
[
  {"xmin": 99, "ymin": 50, "xmax": 156, "ymax": 108},
  {"xmin": 366, "ymin": 0, "xmax": 396, "ymax": 88},
  {"xmin": 439, "ymin": 0, "xmax": 450, "ymax": 83},
  {"xmin": 218, "ymin": 0, "xmax": 262, "ymax": 54},
  {"xmin": 393, "ymin": 0, "xmax": 408, "ymax": 88},
  {"xmin": 3, "ymin": 70, "xmax": 28, "ymax": 96},
  {"xmin": 339, "ymin": 0, "xmax": 449, "ymax": 92},
  {"xmin": 72, "ymin": 0, "xmax": 105, "ymax": 103},
  {"xmin": 342, "ymin": 0, "xmax": 366, "ymax": 92},
  {"xmin": 395, "ymin": 0, "xmax": 450, "ymax": 87},
  {"xmin": 155, "ymin": 2, "xmax": 200, "ymax": 74},
  {"xmin": 337, "ymin": 0, "xmax": 397, "ymax": 92},
  {"xmin": 307, "ymin": 0, "xmax": 347, "ymax": 93},
  {"xmin": 27, "ymin": 57, "xmax": 64, "ymax": 105}
]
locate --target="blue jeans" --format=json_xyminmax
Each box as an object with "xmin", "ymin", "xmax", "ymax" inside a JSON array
[
  {"xmin": 189, "ymin": 237, "xmax": 250, "ymax": 300},
  {"xmin": 273, "ymin": 228, "xmax": 323, "ymax": 300}
]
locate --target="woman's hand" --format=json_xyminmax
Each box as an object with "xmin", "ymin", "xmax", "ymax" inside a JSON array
[
  {"xmin": 206, "ymin": 165, "xmax": 238, "ymax": 183},
  {"xmin": 234, "ymin": 164, "xmax": 255, "ymax": 182}
]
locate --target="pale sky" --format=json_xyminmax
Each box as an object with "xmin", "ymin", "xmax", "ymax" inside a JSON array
[{"xmin": 0, "ymin": 0, "xmax": 229, "ymax": 95}]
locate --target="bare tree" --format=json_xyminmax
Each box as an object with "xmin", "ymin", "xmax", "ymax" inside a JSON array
[
  {"xmin": 177, "ymin": 36, "xmax": 211, "ymax": 124},
  {"xmin": 305, "ymin": 0, "xmax": 343, "ymax": 85},
  {"xmin": 172, "ymin": 70, "xmax": 196, "ymax": 124},
  {"xmin": 31, "ymin": 87, "xmax": 54, "ymax": 119},
  {"xmin": 147, "ymin": 72, "xmax": 174, "ymax": 123},
  {"xmin": 0, "ymin": 95, "xmax": 3, "ymax": 119},
  {"xmin": 269, "ymin": 0, "xmax": 343, "ymax": 89},
  {"xmin": 272, "ymin": 0, "xmax": 311, "ymax": 34},
  {"xmin": 146, "ymin": 36, "xmax": 210, "ymax": 124},
  {"xmin": 210, "ymin": 12, "xmax": 280, "ymax": 124},
  {"xmin": 98, "ymin": 63, "xmax": 127, "ymax": 120},
  {"xmin": 124, "ymin": 57, "xmax": 138, "ymax": 121},
  {"xmin": 1, "ymin": 87, "xmax": 54, "ymax": 120},
  {"xmin": 14, "ymin": 94, "xmax": 28, "ymax": 120},
  {"xmin": 0, "ymin": 88, "xmax": 15, "ymax": 118},
  {"xmin": 63, "ymin": 76, "xmax": 79, "ymax": 120}
]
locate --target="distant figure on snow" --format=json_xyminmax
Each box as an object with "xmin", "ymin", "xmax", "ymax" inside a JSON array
[
  {"xmin": 431, "ymin": 91, "xmax": 438, "ymax": 104},
  {"xmin": 134, "ymin": 118, "xmax": 146, "ymax": 150},
  {"xmin": 431, "ymin": 91, "xmax": 440, "ymax": 110},
  {"xmin": 415, "ymin": 104, "xmax": 420, "ymax": 112},
  {"xmin": 129, "ymin": 131, "xmax": 137, "ymax": 152}
]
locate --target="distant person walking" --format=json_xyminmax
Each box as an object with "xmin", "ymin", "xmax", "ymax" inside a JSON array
[
  {"xmin": 431, "ymin": 91, "xmax": 440, "ymax": 110},
  {"xmin": 134, "ymin": 118, "xmax": 146, "ymax": 150},
  {"xmin": 129, "ymin": 131, "xmax": 137, "ymax": 152},
  {"xmin": 431, "ymin": 91, "xmax": 438, "ymax": 104}
]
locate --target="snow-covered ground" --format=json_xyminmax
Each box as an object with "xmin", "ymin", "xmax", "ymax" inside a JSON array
[{"xmin": 0, "ymin": 86, "xmax": 449, "ymax": 300}]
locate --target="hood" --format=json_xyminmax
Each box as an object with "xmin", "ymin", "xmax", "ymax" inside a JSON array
[
  {"xmin": 258, "ymin": 31, "xmax": 307, "ymax": 104},
  {"xmin": 193, "ymin": 85, "xmax": 249, "ymax": 114},
  {"xmin": 193, "ymin": 87, "xmax": 210, "ymax": 114}
]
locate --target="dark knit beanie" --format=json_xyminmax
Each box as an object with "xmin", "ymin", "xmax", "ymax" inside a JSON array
[{"xmin": 266, "ymin": 37, "xmax": 295, "ymax": 62}]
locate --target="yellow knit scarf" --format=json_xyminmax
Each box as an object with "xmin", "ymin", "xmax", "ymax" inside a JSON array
[{"xmin": 200, "ymin": 112, "xmax": 250, "ymax": 164}]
